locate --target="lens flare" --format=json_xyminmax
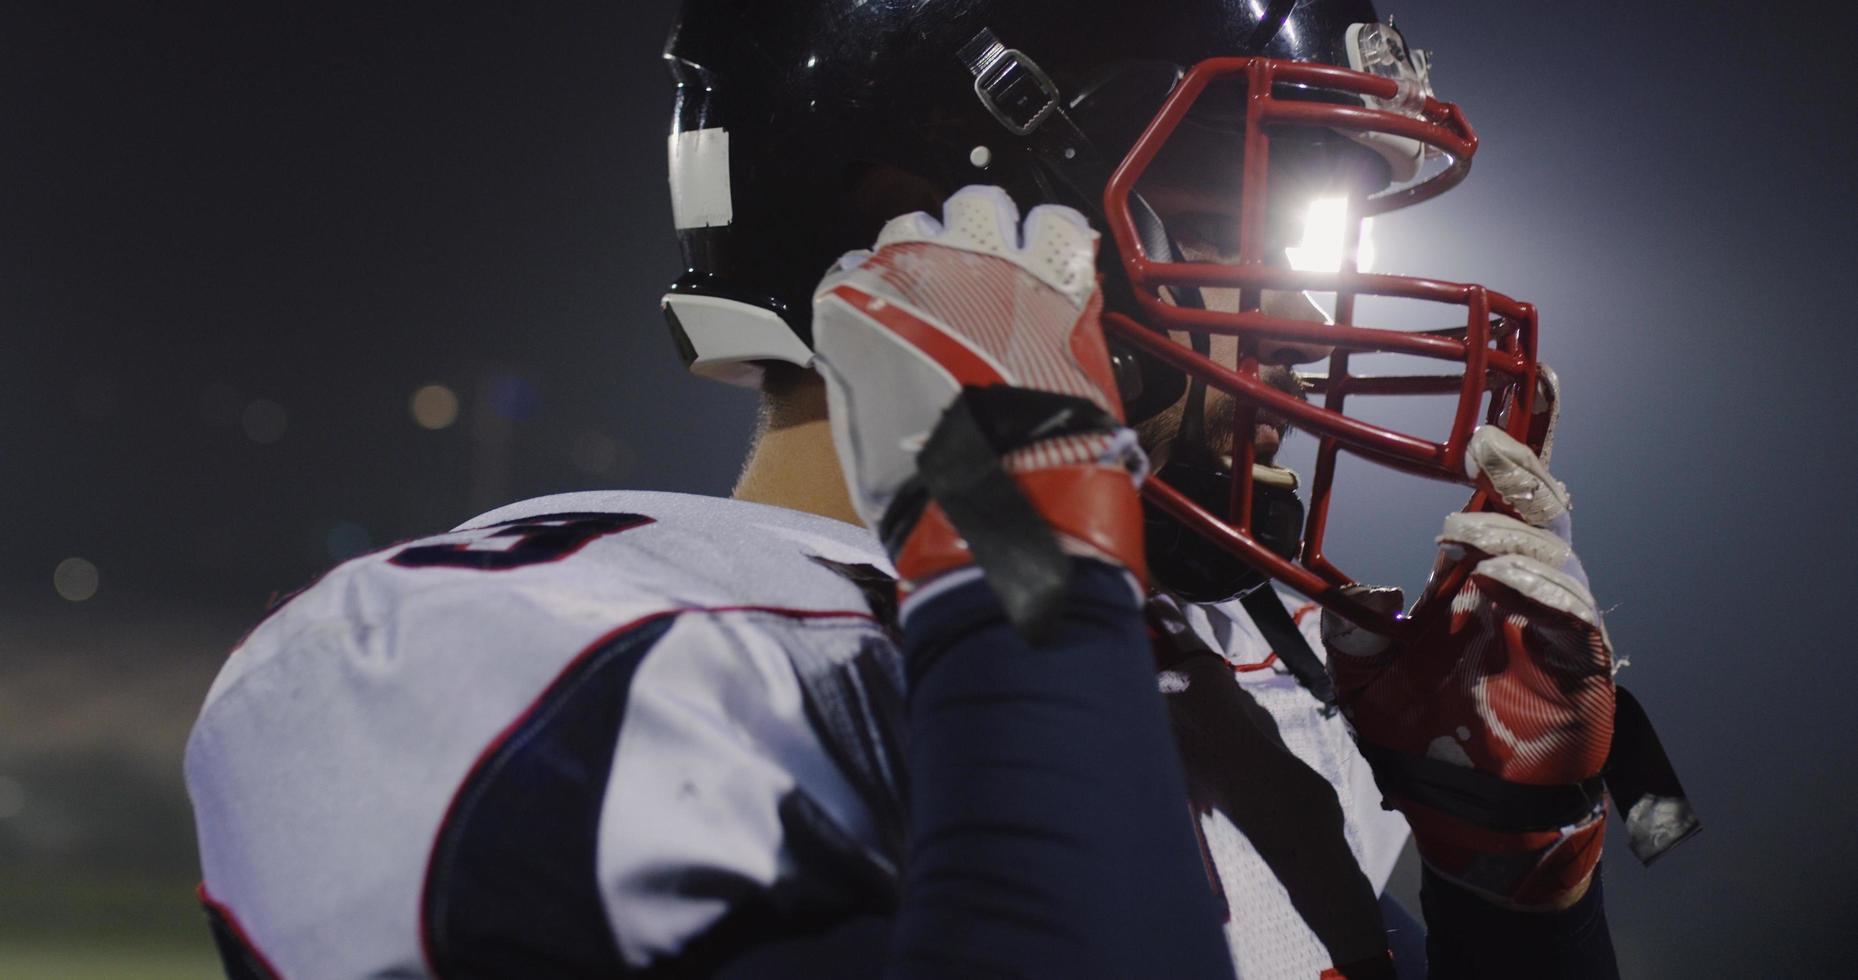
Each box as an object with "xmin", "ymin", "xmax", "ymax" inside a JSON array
[{"xmin": 1284, "ymin": 197, "xmax": 1374, "ymax": 274}]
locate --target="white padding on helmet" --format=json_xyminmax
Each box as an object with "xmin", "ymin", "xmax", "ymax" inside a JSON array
[{"xmin": 661, "ymin": 292, "xmax": 814, "ymax": 387}]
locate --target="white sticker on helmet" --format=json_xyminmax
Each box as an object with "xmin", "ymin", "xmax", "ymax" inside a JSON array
[{"xmin": 668, "ymin": 128, "xmax": 733, "ymax": 230}]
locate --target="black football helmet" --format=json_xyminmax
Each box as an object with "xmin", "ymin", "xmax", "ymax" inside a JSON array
[{"xmin": 662, "ymin": 0, "xmax": 1545, "ymax": 635}]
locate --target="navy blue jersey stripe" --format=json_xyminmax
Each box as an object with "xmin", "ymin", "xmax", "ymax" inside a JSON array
[
  {"xmin": 420, "ymin": 614, "xmax": 677, "ymax": 979},
  {"xmin": 390, "ymin": 513, "xmax": 655, "ymax": 572},
  {"xmin": 199, "ymin": 885, "xmax": 282, "ymax": 980}
]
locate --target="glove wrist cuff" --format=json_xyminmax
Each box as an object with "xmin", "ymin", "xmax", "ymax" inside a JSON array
[
  {"xmin": 1400, "ymin": 794, "xmax": 1606, "ymax": 911},
  {"xmin": 893, "ymin": 463, "xmax": 1146, "ymax": 592}
]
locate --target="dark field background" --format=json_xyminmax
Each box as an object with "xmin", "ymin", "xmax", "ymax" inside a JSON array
[{"xmin": 4, "ymin": 2, "xmax": 1854, "ymax": 975}]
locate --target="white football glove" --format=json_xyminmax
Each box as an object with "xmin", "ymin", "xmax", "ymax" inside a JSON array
[
  {"xmin": 1324, "ymin": 366, "xmax": 1620, "ymax": 910},
  {"xmin": 811, "ymin": 186, "xmax": 1145, "ymax": 633}
]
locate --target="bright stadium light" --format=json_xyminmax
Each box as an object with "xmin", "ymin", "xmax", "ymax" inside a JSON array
[{"xmin": 1284, "ymin": 197, "xmax": 1375, "ymax": 274}]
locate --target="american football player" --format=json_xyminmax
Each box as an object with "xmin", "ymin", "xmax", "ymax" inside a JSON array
[{"xmin": 187, "ymin": 2, "xmax": 1698, "ymax": 977}]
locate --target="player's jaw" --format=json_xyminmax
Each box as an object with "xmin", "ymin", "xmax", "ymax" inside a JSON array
[
  {"xmin": 1134, "ymin": 362, "xmax": 1305, "ymax": 469},
  {"xmin": 1134, "ymin": 237, "xmax": 1325, "ymax": 472}
]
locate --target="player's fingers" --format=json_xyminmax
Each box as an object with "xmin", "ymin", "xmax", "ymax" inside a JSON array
[
  {"xmin": 869, "ymin": 189, "xmax": 1100, "ymax": 310},
  {"xmin": 1469, "ymin": 553, "xmax": 1601, "ymax": 633},
  {"xmin": 1439, "ymin": 512, "xmax": 1571, "ymax": 568},
  {"xmin": 874, "ymin": 211, "xmax": 944, "ymax": 249},
  {"xmin": 1496, "ymin": 364, "xmax": 1562, "ymax": 466},
  {"xmin": 932, "ymin": 184, "xmax": 1024, "ymax": 256},
  {"xmin": 872, "ymin": 183, "xmax": 1037, "ymax": 254},
  {"xmin": 1466, "ymin": 425, "xmax": 1569, "ymax": 528},
  {"xmin": 1019, "ymin": 203, "xmax": 1100, "ymax": 305},
  {"xmin": 826, "ymin": 248, "xmax": 877, "ymax": 275}
]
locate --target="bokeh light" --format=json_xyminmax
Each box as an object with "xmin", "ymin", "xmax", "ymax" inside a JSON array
[
  {"xmin": 1284, "ymin": 197, "xmax": 1376, "ymax": 274},
  {"xmin": 241, "ymin": 399, "xmax": 289, "ymax": 444},
  {"xmin": 410, "ymin": 384, "xmax": 460, "ymax": 430},
  {"xmin": 53, "ymin": 557, "xmax": 99, "ymax": 602}
]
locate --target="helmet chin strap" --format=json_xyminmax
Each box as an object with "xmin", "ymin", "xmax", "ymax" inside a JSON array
[{"xmin": 959, "ymin": 29, "xmax": 1208, "ymax": 424}]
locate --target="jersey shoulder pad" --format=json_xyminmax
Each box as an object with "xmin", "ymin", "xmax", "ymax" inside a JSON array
[
  {"xmin": 187, "ymin": 492, "xmax": 904, "ymax": 976},
  {"xmin": 206, "ymin": 491, "xmax": 892, "ymax": 707}
]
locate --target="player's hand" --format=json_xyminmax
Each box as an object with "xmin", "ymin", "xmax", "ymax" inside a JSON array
[
  {"xmin": 1322, "ymin": 405, "xmax": 1614, "ymax": 911},
  {"xmin": 811, "ymin": 186, "xmax": 1145, "ymax": 635}
]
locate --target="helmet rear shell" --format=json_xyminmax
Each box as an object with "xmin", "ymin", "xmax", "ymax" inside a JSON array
[{"xmin": 665, "ymin": 0, "xmax": 1381, "ymax": 345}]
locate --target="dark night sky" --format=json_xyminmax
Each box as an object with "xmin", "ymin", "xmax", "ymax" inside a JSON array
[{"xmin": 4, "ymin": 1, "xmax": 1855, "ymax": 973}]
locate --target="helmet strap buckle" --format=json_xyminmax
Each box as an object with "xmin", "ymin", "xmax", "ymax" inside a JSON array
[{"xmin": 960, "ymin": 29, "xmax": 1063, "ymax": 137}]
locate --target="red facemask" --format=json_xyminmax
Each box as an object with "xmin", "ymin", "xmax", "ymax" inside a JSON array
[{"xmin": 1102, "ymin": 56, "xmax": 1547, "ymax": 637}]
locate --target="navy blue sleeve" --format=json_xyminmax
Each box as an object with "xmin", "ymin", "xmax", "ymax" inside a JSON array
[
  {"xmin": 1420, "ymin": 864, "xmax": 1618, "ymax": 980},
  {"xmin": 882, "ymin": 561, "xmax": 1234, "ymax": 978},
  {"xmin": 714, "ymin": 561, "xmax": 1234, "ymax": 979}
]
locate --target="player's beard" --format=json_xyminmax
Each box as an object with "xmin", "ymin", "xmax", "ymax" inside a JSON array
[{"xmin": 1134, "ymin": 364, "xmax": 1307, "ymax": 468}]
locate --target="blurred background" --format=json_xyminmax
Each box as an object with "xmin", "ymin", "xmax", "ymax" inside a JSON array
[{"xmin": 3, "ymin": 1, "xmax": 1853, "ymax": 976}]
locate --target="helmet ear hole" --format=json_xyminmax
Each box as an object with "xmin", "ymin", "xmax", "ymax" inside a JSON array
[{"xmin": 845, "ymin": 163, "xmax": 951, "ymax": 228}]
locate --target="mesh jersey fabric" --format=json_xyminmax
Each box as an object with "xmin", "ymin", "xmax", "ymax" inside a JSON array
[{"xmin": 188, "ymin": 490, "xmax": 1407, "ymax": 978}]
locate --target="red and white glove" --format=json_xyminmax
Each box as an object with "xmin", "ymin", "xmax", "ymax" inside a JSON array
[
  {"xmin": 811, "ymin": 186, "xmax": 1146, "ymax": 634},
  {"xmin": 1324, "ymin": 415, "xmax": 1614, "ymax": 911}
]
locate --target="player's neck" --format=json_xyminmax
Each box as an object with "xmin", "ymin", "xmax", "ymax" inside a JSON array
[{"xmin": 732, "ymin": 380, "xmax": 863, "ymax": 529}]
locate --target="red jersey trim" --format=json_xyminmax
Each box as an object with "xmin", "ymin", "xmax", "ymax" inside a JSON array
[{"xmin": 823, "ymin": 284, "xmax": 1008, "ymax": 386}]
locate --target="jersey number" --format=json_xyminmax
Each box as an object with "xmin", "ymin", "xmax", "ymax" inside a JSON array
[{"xmin": 390, "ymin": 513, "xmax": 653, "ymax": 571}]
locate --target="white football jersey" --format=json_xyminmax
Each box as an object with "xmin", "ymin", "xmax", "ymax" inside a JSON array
[
  {"xmin": 1152, "ymin": 593, "xmax": 1412, "ymax": 978},
  {"xmin": 187, "ymin": 490, "xmax": 1406, "ymax": 978}
]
